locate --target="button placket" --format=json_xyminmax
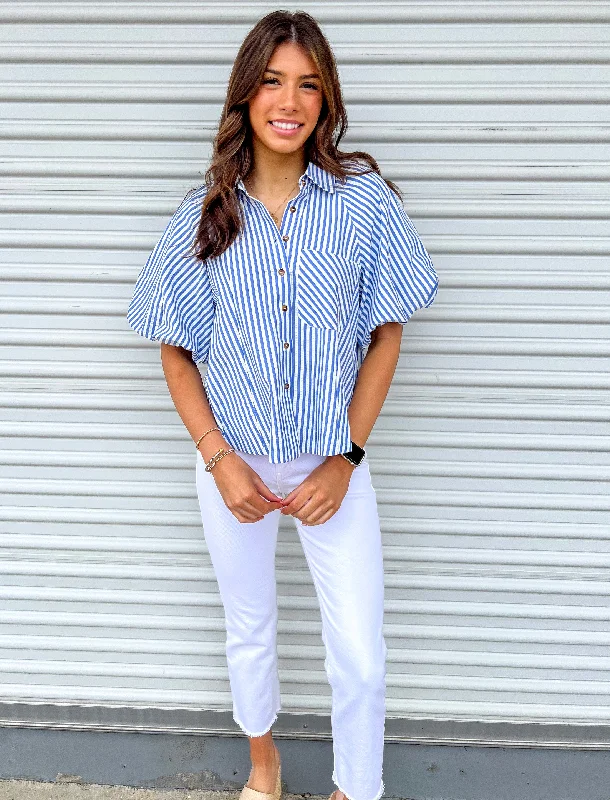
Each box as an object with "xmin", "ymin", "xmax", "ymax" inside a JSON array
[
  {"xmin": 277, "ymin": 183, "xmax": 304, "ymax": 396},
  {"xmin": 278, "ymin": 259, "xmax": 289, "ymax": 390},
  {"xmin": 277, "ymin": 236, "xmax": 291, "ymax": 392}
]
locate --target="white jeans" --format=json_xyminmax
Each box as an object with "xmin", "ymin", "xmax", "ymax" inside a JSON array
[{"xmin": 195, "ymin": 448, "xmax": 387, "ymax": 800}]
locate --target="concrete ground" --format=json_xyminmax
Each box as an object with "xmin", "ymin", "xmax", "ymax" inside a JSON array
[{"xmin": 0, "ymin": 780, "xmax": 324, "ymax": 800}]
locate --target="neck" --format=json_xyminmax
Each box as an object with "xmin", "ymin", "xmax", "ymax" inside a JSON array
[{"xmin": 247, "ymin": 143, "xmax": 307, "ymax": 193}]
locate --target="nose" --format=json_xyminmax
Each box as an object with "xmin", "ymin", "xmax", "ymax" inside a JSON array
[{"xmin": 278, "ymin": 82, "xmax": 298, "ymax": 112}]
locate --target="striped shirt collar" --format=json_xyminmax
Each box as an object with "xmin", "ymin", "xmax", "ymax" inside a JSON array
[{"xmin": 235, "ymin": 160, "xmax": 335, "ymax": 195}]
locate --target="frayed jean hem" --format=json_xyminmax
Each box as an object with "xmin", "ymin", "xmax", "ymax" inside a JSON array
[
  {"xmin": 332, "ymin": 767, "xmax": 385, "ymax": 800},
  {"xmin": 233, "ymin": 708, "xmax": 280, "ymax": 738}
]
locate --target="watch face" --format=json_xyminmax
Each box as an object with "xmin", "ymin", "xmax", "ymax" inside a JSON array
[{"xmin": 345, "ymin": 442, "xmax": 365, "ymax": 465}]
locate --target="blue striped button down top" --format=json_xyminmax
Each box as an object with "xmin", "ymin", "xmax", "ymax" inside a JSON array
[{"xmin": 127, "ymin": 160, "xmax": 439, "ymax": 464}]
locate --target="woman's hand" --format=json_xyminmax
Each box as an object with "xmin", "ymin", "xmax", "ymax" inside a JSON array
[
  {"xmin": 208, "ymin": 451, "xmax": 285, "ymax": 523},
  {"xmin": 279, "ymin": 456, "xmax": 356, "ymax": 526}
]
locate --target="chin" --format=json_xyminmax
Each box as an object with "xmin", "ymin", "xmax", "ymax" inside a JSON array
[{"xmin": 261, "ymin": 137, "xmax": 307, "ymax": 154}]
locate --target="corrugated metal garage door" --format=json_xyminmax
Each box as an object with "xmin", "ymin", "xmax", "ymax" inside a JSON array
[{"xmin": 1, "ymin": 3, "xmax": 609, "ymax": 745}]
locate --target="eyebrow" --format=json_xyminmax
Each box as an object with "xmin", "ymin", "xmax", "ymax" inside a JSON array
[{"xmin": 264, "ymin": 68, "xmax": 320, "ymax": 79}]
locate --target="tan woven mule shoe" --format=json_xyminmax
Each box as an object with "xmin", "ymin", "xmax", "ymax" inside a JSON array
[{"xmin": 239, "ymin": 759, "xmax": 282, "ymax": 800}]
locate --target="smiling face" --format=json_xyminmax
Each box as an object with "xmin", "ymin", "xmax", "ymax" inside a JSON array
[{"xmin": 248, "ymin": 41, "xmax": 324, "ymax": 157}]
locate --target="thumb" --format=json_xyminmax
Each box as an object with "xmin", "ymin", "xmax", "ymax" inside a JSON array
[{"xmin": 252, "ymin": 476, "xmax": 284, "ymax": 504}]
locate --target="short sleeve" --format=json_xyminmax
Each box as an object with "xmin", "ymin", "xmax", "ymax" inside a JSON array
[
  {"xmin": 126, "ymin": 188, "xmax": 215, "ymax": 365},
  {"xmin": 356, "ymin": 178, "xmax": 439, "ymax": 355}
]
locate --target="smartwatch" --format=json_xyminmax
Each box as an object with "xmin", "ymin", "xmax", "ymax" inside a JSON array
[{"xmin": 340, "ymin": 440, "xmax": 366, "ymax": 467}]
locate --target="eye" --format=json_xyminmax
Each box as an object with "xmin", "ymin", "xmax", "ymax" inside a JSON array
[{"xmin": 262, "ymin": 77, "xmax": 319, "ymax": 90}]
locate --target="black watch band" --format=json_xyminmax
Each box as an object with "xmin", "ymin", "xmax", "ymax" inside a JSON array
[{"xmin": 340, "ymin": 440, "xmax": 366, "ymax": 466}]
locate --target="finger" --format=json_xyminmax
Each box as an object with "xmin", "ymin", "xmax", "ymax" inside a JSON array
[
  {"xmin": 281, "ymin": 491, "xmax": 310, "ymax": 516},
  {"xmin": 292, "ymin": 495, "xmax": 320, "ymax": 522},
  {"xmin": 230, "ymin": 495, "xmax": 269, "ymax": 522},
  {"xmin": 305, "ymin": 505, "xmax": 335, "ymax": 526},
  {"xmin": 252, "ymin": 476, "xmax": 284, "ymax": 504},
  {"xmin": 233, "ymin": 511, "xmax": 263, "ymax": 523},
  {"xmin": 280, "ymin": 484, "xmax": 301, "ymax": 506},
  {"xmin": 282, "ymin": 484, "xmax": 320, "ymax": 515},
  {"xmin": 233, "ymin": 505, "xmax": 264, "ymax": 523},
  {"xmin": 300, "ymin": 504, "xmax": 326, "ymax": 526},
  {"xmin": 248, "ymin": 493, "xmax": 283, "ymax": 516}
]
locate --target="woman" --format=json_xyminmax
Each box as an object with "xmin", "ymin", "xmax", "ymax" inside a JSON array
[{"xmin": 127, "ymin": 10, "xmax": 438, "ymax": 800}]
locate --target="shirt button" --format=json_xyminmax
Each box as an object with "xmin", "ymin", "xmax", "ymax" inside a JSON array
[
  {"xmin": 278, "ymin": 268, "xmax": 285, "ymax": 276},
  {"xmin": 283, "ymin": 342, "xmax": 289, "ymax": 349},
  {"xmin": 282, "ymin": 235, "xmax": 289, "ymax": 242},
  {"xmin": 284, "ymin": 382, "xmax": 290, "ymax": 389},
  {"xmin": 282, "ymin": 304, "xmax": 288, "ymax": 311},
  {"xmin": 289, "ymin": 206, "xmax": 296, "ymax": 213}
]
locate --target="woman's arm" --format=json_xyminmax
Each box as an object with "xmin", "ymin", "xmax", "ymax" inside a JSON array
[
  {"xmin": 279, "ymin": 321, "xmax": 403, "ymax": 524},
  {"xmin": 327, "ymin": 321, "xmax": 403, "ymax": 468},
  {"xmin": 160, "ymin": 343, "xmax": 285, "ymax": 521},
  {"xmin": 160, "ymin": 343, "xmax": 230, "ymax": 462}
]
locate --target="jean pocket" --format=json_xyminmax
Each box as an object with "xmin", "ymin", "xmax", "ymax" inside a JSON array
[{"xmin": 295, "ymin": 248, "xmax": 358, "ymax": 330}]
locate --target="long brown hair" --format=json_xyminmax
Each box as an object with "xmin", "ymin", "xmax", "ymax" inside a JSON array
[{"xmin": 192, "ymin": 9, "xmax": 402, "ymax": 262}]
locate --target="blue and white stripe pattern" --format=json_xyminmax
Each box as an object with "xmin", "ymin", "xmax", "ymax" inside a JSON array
[{"xmin": 127, "ymin": 161, "xmax": 439, "ymax": 464}]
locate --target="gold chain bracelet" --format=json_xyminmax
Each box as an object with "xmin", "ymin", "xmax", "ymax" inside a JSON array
[
  {"xmin": 195, "ymin": 426, "xmax": 222, "ymax": 449},
  {"xmin": 204, "ymin": 447, "xmax": 235, "ymax": 472}
]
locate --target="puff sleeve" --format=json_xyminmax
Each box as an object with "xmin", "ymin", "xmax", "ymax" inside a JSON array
[
  {"xmin": 126, "ymin": 188, "xmax": 215, "ymax": 365},
  {"xmin": 356, "ymin": 177, "xmax": 439, "ymax": 356}
]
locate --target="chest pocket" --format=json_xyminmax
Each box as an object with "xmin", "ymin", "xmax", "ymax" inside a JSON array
[{"xmin": 295, "ymin": 248, "xmax": 359, "ymax": 331}]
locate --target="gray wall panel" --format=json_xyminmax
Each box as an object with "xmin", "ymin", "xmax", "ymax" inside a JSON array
[{"xmin": 0, "ymin": 1, "xmax": 608, "ymax": 742}]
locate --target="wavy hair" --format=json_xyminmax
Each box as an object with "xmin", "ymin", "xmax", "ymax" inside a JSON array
[{"xmin": 192, "ymin": 9, "xmax": 402, "ymax": 262}]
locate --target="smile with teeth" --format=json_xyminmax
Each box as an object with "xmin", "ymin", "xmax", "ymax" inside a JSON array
[{"xmin": 270, "ymin": 121, "xmax": 303, "ymax": 130}]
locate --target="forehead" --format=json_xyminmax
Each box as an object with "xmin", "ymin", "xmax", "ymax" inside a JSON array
[{"xmin": 265, "ymin": 41, "xmax": 318, "ymax": 74}]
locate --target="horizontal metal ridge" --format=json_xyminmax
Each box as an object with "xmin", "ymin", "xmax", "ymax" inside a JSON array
[
  {"xmin": 3, "ymin": 488, "xmax": 601, "ymax": 511},
  {"xmin": 3, "ymin": 299, "xmax": 610, "ymax": 324},
  {"xmin": 1, "ymin": 455, "xmax": 606, "ymax": 480},
  {"xmin": 2, "ymin": 701, "xmax": 610, "ymax": 747},
  {"xmin": 5, "ymin": 611, "xmax": 610, "ymax": 647},
  {"xmin": 383, "ymin": 401, "xmax": 610, "ymax": 420},
  {"xmin": 0, "ymin": 391, "xmax": 607, "ymax": 421},
  {"xmin": 3, "ymin": 421, "xmax": 608, "ymax": 450},
  {"xmin": 374, "ymin": 429, "xmax": 610, "ymax": 450},
  {"xmin": 4, "ymin": 587, "xmax": 610, "ymax": 619},
  {"xmin": 0, "ymin": 678, "xmax": 610, "ymax": 711},
  {"xmin": 4, "ymin": 270, "xmax": 610, "ymax": 294},
  {"xmin": 393, "ymin": 369, "xmax": 610, "ymax": 389},
  {"xmin": 2, "ymin": 653, "xmax": 610, "ymax": 680},
  {"xmin": 3, "ymin": 158, "xmax": 610, "ymax": 186},
  {"xmin": 2, "ymin": 120, "xmax": 610, "ymax": 144},
  {"xmin": 0, "ymin": 610, "xmax": 325, "ymax": 636},
  {"xmin": 371, "ymin": 518, "xmax": 610, "ymax": 538},
  {"xmin": 1, "ymin": 43, "xmax": 610, "ymax": 64},
  {"xmin": 379, "ymin": 488, "xmax": 609, "ymax": 511},
  {"xmin": 3, "ymin": 268, "xmax": 610, "ymax": 290},
  {"xmin": 401, "ymin": 336, "xmax": 610, "ymax": 354},
  {"xmin": 2, "ymin": 559, "xmax": 610, "ymax": 591},
  {"xmin": 2, "ymin": 364, "xmax": 609, "ymax": 390},
  {"xmin": 1, "ymin": 503, "xmax": 606, "ymax": 527},
  {"xmin": 375, "ymin": 461, "xmax": 609, "ymax": 480},
  {"xmin": 1, "ymin": 3, "xmax": 609, "ymax": 24},
  {"xmin": 3, "ymin": 82, "xmax": 610, "ymax": 104},
  {"xmin": 3, "ymin": 637, "xmax": 610, "ymax": 674},
  {"xmin": 383, "ymin": 547, "xmax": 610, "ymax": 570}
]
